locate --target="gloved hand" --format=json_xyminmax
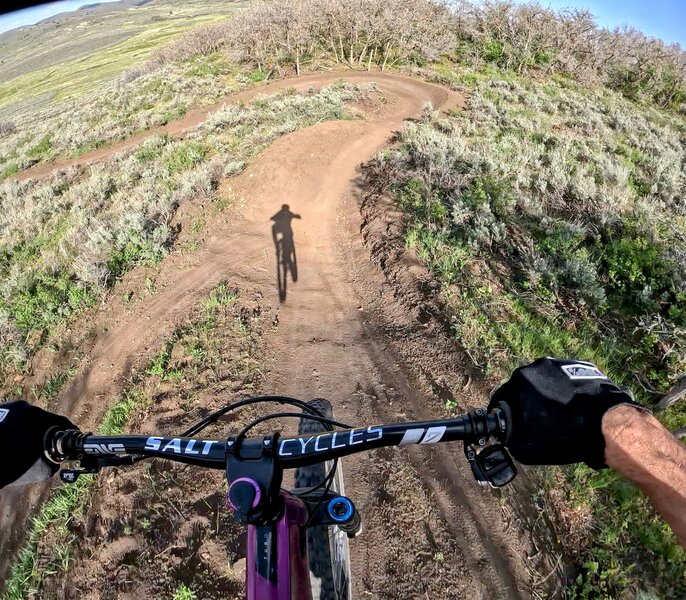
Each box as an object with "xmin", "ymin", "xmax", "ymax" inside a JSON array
[
  {"xmin": 488, "ymin": 358, "xmax": 648, "ymax": 469},
  {"xmin": 0, "ymin": 401, "xmax": 76, "ymax": 489}
]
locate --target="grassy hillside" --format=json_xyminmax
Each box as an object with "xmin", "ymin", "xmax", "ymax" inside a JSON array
[
  {"xmin": 0, "ymin": 0, "xmax": 684, "ymax": 597},
  {"xmin": 367, "ymin": 64, "xmax": 686, "ymax": 598},
  {"xmin": 379, "ymin": 66, "xmax": 685, "ymax": 395},
  {"xmin": 0, "ymin": 0, "xmax": 241, "ymax": 85}
]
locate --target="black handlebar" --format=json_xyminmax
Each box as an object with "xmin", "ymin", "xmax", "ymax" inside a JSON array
[{"xmin": 46, "ymin": 409, "xmax": 506, "ymax": 471}]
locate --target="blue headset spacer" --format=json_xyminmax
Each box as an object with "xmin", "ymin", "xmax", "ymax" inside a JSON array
[{"xmin": 327, "ymin": 496, "xmax": 354, "ymax": 523}]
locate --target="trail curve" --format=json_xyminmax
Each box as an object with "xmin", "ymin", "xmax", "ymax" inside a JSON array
[{"xmin": 1, "ymin": 72, "xmax": 534, "ymax": 598}]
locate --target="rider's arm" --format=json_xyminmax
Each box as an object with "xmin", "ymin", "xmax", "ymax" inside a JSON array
[
  {"xmin": 603, "ymin": 405, "xmax": 686, "ymax": 547},
  {"xmin": 489, "ymin": 357, "xmax": 686, "ymax": 549}
]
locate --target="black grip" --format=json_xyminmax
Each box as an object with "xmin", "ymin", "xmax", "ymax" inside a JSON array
[{"xmin": 44, "ymin": 428, "xmax": 85, "ymax": 462}]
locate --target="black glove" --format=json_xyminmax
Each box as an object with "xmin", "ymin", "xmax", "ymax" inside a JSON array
[
  {"xmin": 488, "ymin": 358, "xmax": 648, "ymax": 469},
  {"xmin": 0, "ymin": 401, "xmax": 76, "ymax": 489}
]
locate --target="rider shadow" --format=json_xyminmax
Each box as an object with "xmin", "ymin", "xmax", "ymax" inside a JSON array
[{"xmin": 271, "ymin": 204, "xmax": 301, "ymax": 302}]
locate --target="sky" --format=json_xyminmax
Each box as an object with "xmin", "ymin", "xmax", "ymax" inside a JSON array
[
  {"xmin": 0, "ymin": 0, "xmax": 120, "ymax": 35},
  {"xmin": 0, "ymin": 0, "xmax": 684, "ymax": 46}
]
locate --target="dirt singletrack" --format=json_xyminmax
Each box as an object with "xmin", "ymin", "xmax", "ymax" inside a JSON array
[
  {"xmin": 13, "ymin": 71, "xmax": 462, "ymax": 183},
  {"xmin": 1, "ymin": 72, "xmax": 537, "ymax": 597}
]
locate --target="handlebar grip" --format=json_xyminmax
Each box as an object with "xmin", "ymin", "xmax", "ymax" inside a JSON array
[{"xmin": 44, "ymin": 427, "xmax": 85, "ymax": 462}]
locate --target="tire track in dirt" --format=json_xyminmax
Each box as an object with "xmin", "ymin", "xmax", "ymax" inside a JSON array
[{"xmin": 1, "ymin": 72, "xmax": 532, "ymax": 597}]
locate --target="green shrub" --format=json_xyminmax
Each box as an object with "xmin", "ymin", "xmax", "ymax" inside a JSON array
[
  {"xmin": 27, "ymin": 135, "xmax": 53, "ymax": 159},
  {"xmin": 599, "ymin": 220, "xmax": 674, "ymax": 314},
  {"xmin": 482, "ymin": 39, "xmax": 506, "ymax": 65},
  {"xmin": 1, "ymin": 271, "xmax": 95, "ymax": 334},
  {"xmin": 162, "ymin": 141, "xmax": 209, "ymax": 174},
  {"xmin": 249, "ymin": 68, "xmax": 267, "ymax": 82},
  {"xmin": 106, "ymin": 233, "xmax": 167, "ymax": 280},
  {"xmin": 173, "ymin": 586, "xmax": 197, "ymax": 600}
]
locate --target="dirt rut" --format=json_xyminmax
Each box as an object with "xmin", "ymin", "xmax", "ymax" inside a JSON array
[{"xmin": 1, "ymin": 73, "xmax": 532, "ymax": 597}]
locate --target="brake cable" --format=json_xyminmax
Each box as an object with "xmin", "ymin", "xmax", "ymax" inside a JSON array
[
  {"xmin": 180, "ymin": 395, "xmax": 330, "ymax": 437},
  {"xmin": 235, "ymin": 412, "xmax": 351, "ymax": 441},
  {"xmin": 181, "ymin": 396, "xmax": 352, "ymax": 511}
]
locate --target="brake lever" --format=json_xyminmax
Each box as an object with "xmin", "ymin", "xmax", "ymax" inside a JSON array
[{"xmin": 59, "ymin": 455, "xmax": 138, "ymax": 484}]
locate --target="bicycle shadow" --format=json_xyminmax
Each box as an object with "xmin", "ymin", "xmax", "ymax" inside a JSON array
[{"xmin": 271, "ymin": 204, "xmax": 301, "ymax": 302}]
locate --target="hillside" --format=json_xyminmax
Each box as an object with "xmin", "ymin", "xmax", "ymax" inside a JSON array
[
  {"xmin": 0, "ymin": 0, "xmax": 238, "ymax": 84},
  {"xmin": 0, "ymin": 0, "xmax": 684, "ymax": 598}
]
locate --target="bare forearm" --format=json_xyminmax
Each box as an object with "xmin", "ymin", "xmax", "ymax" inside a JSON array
[{"xmin": 603, "ymin": 405, "xmax": 686, "ymax": 548}]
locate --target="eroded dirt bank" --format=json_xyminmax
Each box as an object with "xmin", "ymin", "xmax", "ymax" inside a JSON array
[{"xmin": 1, "ymin": 73, "xmax": 547, "ymax": 598}]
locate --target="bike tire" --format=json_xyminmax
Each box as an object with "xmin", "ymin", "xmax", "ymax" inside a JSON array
[{"xmin": 295, "ymin": 399, "xmax": 352, "ymax": 600}]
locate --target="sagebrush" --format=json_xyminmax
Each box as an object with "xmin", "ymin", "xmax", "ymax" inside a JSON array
[{"xmin": 365, "ymin": 66, "xmax": 686, "ymax": 597}]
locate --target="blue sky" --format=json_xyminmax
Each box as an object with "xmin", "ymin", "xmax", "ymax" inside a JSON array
[
  {"xmin": 0, "ymin": 1, "xmax": 120, "ymax": 35},
  {"xmin": 0, "ymin": 0, "xmax": 684, "ymax": 46}
]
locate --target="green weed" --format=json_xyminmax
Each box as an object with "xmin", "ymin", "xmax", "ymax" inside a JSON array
[
  {"xmin": 32, "ymin": 368, "xmax": 75, "ymax": 401},
  {"xmin": 1, "ymin": 477, "xmax": 92, "ymax": 600},
  {"xmin": 191, "ymin": 217, "xmax": 206, "ymax": 233},
  {"xmin": 146, "ymin": 343, "xmax": 173, "ymax": 379},
  {"xmin": 201, "ymin": 283, "xmax": 238, "ymax": 312},
  {"xmin": 99, "ymin": 389, "xmax": 148, "ymax": 435},
  {"xmin": 173, "ymin": 585, "xmax": 197, "ymax": 600}
]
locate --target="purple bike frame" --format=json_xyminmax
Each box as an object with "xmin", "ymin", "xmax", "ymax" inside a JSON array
[{"xmin": 245, "ymin": 490, "xmax": 313, "ymax": 600}]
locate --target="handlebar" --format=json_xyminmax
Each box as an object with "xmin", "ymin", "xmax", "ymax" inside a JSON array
[{"xmin": 45, "ymin": 409, "xmax": 506, "ymax": 471}]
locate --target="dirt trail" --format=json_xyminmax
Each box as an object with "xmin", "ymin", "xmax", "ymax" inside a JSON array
[
  {"xmin": 1, "ymin": 73, "xmax": 533, "ymax": 597},
  {"xmin": 14, "ymin": 71, "xmax": 463, "ymax": 183}
]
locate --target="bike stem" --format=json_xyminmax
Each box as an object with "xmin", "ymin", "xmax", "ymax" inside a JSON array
[{"xmin": 226, "ymin": 432, "xmax": 284, "ymax": 525}]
